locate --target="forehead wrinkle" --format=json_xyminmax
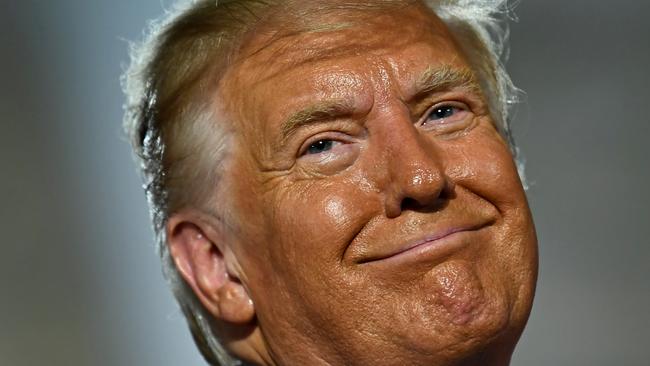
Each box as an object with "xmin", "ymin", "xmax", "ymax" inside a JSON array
[
  {"xmin": 242, "ymin": 33, "xmax": 397, "ymax": 88},
  {"xmin": 224, "ymin": 3, "xmax": 469, "ymax": 157},
  {"xmin": 237, "ymin": 5, "xmax": 431, "ymax": 86}
]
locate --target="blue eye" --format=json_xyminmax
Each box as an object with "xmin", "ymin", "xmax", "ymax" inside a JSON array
[
  {"xmin": 423, "ymin": 103, "xmax": 470, "ymax": 128},
  {"xmin": 305, "ymin": 140, "xmax": 334, "ymax": 155},
  {"xmin": 429, "ymin": 106, "xmax": 457, "ymax": 120}
]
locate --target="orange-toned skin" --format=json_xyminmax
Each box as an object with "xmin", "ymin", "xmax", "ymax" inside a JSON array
[{"xmin": 168, "ymin": 3, "xmax": 537, "ymax": 366}]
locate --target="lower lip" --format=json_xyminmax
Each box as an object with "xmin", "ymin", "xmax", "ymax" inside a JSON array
[{"xmin": 367, "ymin": 228, "xmax": 481, "ymax": 266}]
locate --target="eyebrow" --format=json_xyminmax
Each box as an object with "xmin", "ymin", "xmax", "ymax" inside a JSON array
[
  {"xmin": 277, "ymin": 66, "xmax": 480, "ymax": 146},
  {"xmin": 280, "ymin": 99, "xmax": 354, "ymax": 143},
  {"xmin": 414, "ymin": 65, "xmax": 481, "ymax": 97}
]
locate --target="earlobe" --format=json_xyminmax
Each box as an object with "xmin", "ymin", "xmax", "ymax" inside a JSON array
[
  {"xmin": 217, "ymin": 280, "xmax": 256, "ymax": 324},
  {"xmin": 167, "ymin": 212, "xmax": 255, "ymax": 325}
]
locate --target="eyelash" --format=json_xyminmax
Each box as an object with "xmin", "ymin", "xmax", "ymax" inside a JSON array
[
  {"xmin": 303, "ymin": 139, "xmax": 337, "ymax": 155},
  {"xmin": 421, "ymin": 101, "xmax": 469, "ymax": 127},
  {"xmin": 299, "ymin": 132, "xmax": 349, "ymax": 157}
]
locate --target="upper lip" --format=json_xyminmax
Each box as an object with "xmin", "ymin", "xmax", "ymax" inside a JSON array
[{"xmin": 353, "ymin": 220, "xmax": 492, "ymax": 264}]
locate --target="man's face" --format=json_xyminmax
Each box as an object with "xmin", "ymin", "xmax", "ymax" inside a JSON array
[{"xmin": 216, "ymin": 3, "xmax": 537, "ymax": 365}]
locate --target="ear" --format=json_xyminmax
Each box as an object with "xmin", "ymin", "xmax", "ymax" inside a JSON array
[{"xmin": 166, "ymin": 210, "xmax": 255, "ymax": 324}]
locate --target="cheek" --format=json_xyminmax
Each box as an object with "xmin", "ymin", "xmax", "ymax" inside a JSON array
[
  {"xmin": 267, "ymin": 177, "xmax": 377, "ymax": 287},
  {"xmin": 252, "ymin": 178, "xmax": 383, "ymax": 345},
  {"xmin": 444, "ymin": 124, "xmax": 530, "ymax": 239},
  {"xmin": 324, "ymin": 195, "xmax": 355, "ymax": 230},
  {"xmin": 443, "ymin": 125, "xmax": 537, "ymax": 310},
  {"xmin": 447, "ymin": 130, "xmax": 522, "ymax": 201},
  {"xmin": 226, "ymin": 170, "xmax": 373, "ymax": 345}
]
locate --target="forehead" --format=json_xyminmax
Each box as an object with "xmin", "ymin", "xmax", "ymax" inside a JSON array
[{"xmin": 218, "ymin": 3, "xmax": 470, "ymax": 144}]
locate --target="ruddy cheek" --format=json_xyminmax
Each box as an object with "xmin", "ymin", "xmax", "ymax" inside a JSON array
[{"xmin": 430, "ymin": 261, "xmax": 485, "ymax": 325}]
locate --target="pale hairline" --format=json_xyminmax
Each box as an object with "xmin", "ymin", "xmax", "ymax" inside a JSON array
[{"xmin": 124, "ymin": 1, "xmax": 523, "ymax": 365}]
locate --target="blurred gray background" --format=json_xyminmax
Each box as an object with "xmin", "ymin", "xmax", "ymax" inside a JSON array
[{"xmin": 1, "ymin": 0, "xmax": 648, "ymax": 365}]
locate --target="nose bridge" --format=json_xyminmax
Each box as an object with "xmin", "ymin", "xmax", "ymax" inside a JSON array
[
  {"xmin": 374, "ymin": 107, "xmax": 449, "ymax": 217},
  {"xmin": 375, "ymin": 105, "xmax": 440, "ymax": 180},
  {"xmin": 388, "ymin": 123, "xmax": 442, "ymax": 189}
]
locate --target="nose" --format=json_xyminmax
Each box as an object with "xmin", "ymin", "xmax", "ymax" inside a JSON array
[{"xmin": 380, "ymin": 121, "xmax": 454, "ymax": 218}]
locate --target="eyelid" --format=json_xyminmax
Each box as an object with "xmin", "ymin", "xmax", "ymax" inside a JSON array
[
  {"xmin": 297, "ymin": 132, "xmax": 351, "ymax": 157},
  {"xmin": 293, "ymin": 118, "xmax": 367, "ymax": 156},
  {"xmin": 300, "ymin": 139, "xmax": 338, "ymax": 157},
  {"xmin": 418, "ymin": 100, "xmax": 470, "ymax": 125}
]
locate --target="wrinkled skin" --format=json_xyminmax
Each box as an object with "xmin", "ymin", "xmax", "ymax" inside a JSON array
[{"xmin": 209, "ymin": 3, "xmax": 537, "ymax": 365}]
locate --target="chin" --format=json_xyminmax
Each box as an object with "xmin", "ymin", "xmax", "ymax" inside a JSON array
[{"xmin": 383, "ymin": 259, "xmax": 529, "ymax": 366}]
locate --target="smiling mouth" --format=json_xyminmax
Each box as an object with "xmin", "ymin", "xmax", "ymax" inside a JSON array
[{"xmin": 358, "ymin": 223, "xmax": 491, "ymax": 265}]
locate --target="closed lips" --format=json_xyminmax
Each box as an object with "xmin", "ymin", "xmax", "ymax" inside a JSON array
[{"xmin": 357, "ymin": 222, "xmax": 491, "ymax": 264}]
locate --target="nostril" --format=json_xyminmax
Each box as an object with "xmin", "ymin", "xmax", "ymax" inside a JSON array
[
  {"xmin": 400, "ymin": 197, "xmax": 420, "ymax": 212},
  {"xmin": 385, "ymin": 167, "xmax": 456, "ymax": 218},
  {"xmin": 400, "ymin": 196, "xmax": 449, "ymax": 213}
]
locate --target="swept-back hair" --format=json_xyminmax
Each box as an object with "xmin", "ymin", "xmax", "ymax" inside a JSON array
[{"xmin": 122, "ymin": 1, "xmax": 521, "ymax": 364}]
